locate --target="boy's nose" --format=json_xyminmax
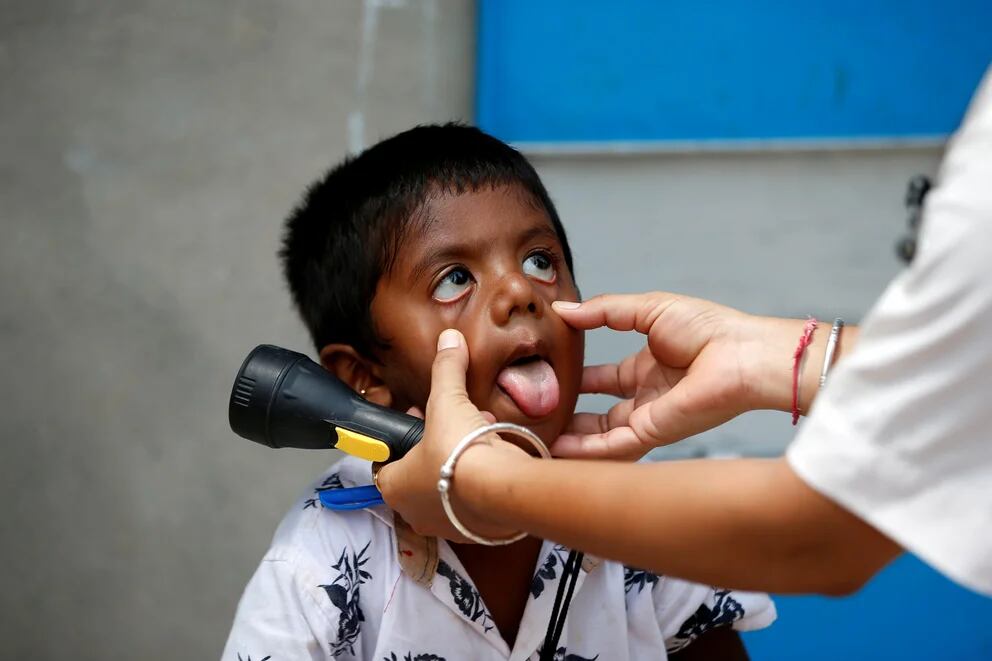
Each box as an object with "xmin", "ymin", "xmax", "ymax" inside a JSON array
[{"xmin": 489, "ymin": 272, "xmax": 544, "ymax": 326}]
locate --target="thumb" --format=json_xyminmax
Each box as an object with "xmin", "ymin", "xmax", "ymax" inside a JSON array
[{"xmin": 425, "ymin": 329, "xmax": 477, "ymax": 421}]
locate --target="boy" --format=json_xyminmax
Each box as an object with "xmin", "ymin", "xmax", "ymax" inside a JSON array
[{"xmin": 223, "ymin": 124, "xmax": 776, "ymax": 660}]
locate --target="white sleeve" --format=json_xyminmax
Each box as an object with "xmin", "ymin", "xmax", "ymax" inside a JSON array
[
  {"xmin": 788, "ymin": 67, "xmax": 992, "ymax": 596},
  {"xmin": 653, "ymin": 578, "xmax": 777, "ymax": 653},
  {"xmin": 220, "ymin": 557, "xmax": 336, "ymax": 661}
]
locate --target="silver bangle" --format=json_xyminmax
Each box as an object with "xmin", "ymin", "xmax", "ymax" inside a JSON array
[
  {"xmin": 437, "ymin": 422, "xmax": 550, "ymax": 546},
  {"xmin": 819, "ymin": 318, "xmax": 845, "ymax": 387}
]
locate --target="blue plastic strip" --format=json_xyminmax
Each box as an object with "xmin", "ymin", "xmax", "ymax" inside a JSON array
[{"xmin": 319, "ymin": 485, "xmax": 385, "ymax": 511}]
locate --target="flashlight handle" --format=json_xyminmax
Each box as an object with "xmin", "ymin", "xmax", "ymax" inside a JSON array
[
  {"xmin": 330, "ymin": 399, "xmax": 424, "ymax": 462},
  {"xmin": 229, "ymin": 344, "xmax": 424, "ymax": 462}
]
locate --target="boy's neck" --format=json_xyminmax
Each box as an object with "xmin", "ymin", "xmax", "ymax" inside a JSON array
[{"xmin": 450, "ymin": 536, "xmax": 544, "ymax": 649}]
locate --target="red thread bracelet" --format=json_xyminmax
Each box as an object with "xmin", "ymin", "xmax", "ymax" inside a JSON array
[{"xmin": 792, "ymin": 317, "xmax": 818, "ymax": 425}]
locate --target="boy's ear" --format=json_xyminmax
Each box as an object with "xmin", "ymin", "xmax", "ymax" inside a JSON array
[{"xmin": 318, "ymin": 344, "xmax": 393, "ymax": 409}]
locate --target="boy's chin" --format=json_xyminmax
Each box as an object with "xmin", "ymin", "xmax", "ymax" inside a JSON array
[
  {"xmin": 490, "ymin": 410, "xmax": 565, "ymax": 450},
  {"xmin": 458, "ymin": 389, "xmax": 571, "ymax": 449}
]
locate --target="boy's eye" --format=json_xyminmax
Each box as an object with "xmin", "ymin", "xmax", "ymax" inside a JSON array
[
  {"xmin": 433, "ymin": 267, "xmax": 473, "ymax": 302},
  {"xmin": 522, "ymin": 252, "xmax": 556, "ymax": 283}
]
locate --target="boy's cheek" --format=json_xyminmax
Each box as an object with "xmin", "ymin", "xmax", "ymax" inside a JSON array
[
  {"xmin": 376, "ymin": 347, "xmax": 434, "ymax": 412},
  {"xmin": 380, "ymin": 325, "xmax": 486, "ymax": 411},
  {"xmin": 387, "ymin": 377, "xmax": 430, "ymax": 413},
  {"xmin": 558, "ymin": 328, "xmax": 586, "ymax": 404},
  {"xmin": 558, "ymin": 317, "xmax": 585, "ymax": 362}
]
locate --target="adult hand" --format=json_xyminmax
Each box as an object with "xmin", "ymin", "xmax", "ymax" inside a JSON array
[
  {"xmin": 377, "ymin": 329, "xmax": 526, "ymax": 541},
  {"xmin": 551, "ymin": 292, "xmax": 814, "ymax": 459}
]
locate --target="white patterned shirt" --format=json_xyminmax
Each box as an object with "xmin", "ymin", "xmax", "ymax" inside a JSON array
[{"xmin": 223, "ymin": 457, "xmax": 776, "ymax": 660}]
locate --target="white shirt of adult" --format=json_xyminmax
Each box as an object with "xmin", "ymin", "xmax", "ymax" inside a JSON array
[{"xmin": 788, "ymin": 65, "xmax": 992, "ymax": 596}]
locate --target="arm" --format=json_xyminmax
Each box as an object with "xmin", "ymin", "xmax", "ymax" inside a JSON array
[
  {"xmin": 450, "ymin": 449, "xmax": 899, "ymax": 595},
  {"xmin": 379, "ymin": 330, "xmax": 898, "ymax": 596}
]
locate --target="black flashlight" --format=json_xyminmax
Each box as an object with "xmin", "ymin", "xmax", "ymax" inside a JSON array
[{"xmin": 228, "ymin": 344, "xmax": 423, "ymax": 462}]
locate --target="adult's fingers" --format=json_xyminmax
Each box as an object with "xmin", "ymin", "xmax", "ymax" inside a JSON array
[
  {"xmin": 425, "ymin": 329, "xmax": 474, "ymax": 418},
  {"xmin": 423, "ymin": 329, "xmax": 494, "ymax": 454},
  {"xmin": 579, "ymin": 363, "xmax": 626, "ymax": 397},
  {"xmin": 564, "ymin": 412, "xmax": 612, "ymax": 435},
  {"xmin": 579, "ymin": 346, "xmax": 651, "ymax": 397},
  {"xmin": 551, "ymin": 425, "xmax": 647, "ymax": 461},
  {"xmin": 552, "ymin": 292, "xmax": 681, "ymax": 335},
  {"xmin": 555, "ymin": 375, "xmax": 724, "ymax": 458},
  {"xmin": 624, "ymin": 376, "xmax": 735, "ymax": 448},
  {"xmin": 565, "ymin": 396, "xmax": 637, "ymax": 435},
  {"xmin": 407, "ymin": 405, "xmax": 491, "ymax": 426}
]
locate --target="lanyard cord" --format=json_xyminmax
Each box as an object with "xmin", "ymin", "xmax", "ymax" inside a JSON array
[{"xmin": 539, "ymin": 549, "xmax": 584, "ymax": 661}]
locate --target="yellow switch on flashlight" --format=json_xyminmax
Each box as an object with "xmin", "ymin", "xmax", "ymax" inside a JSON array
[{"xmin": 334, "ymin": 427, "xmax": 391, "ymax": 462}]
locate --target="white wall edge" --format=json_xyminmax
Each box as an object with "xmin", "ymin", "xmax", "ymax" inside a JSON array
[{"xmin": 517, "ymin": 135, "xmax": 947, "ymax": 157}]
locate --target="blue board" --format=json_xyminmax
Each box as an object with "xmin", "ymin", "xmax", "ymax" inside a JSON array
[
  {"xmin": 477, "ymin": 1, "xmax": 992, "ymax": 144},
  {"xmin": 742, "ymin": 555, "xmax": 992, "ymax": 660}
]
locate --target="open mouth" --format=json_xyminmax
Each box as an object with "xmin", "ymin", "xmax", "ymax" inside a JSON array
[
  {"xmin": 496, "ymin": 350, "xmax": 560, "ymax": 419},
  {"xmin": 508, "ymin": 353, "xmax": 543, "ymax": 367}
]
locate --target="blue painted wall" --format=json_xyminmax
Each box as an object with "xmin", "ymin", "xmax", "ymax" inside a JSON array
[
  {"xmin": 477, "ymin": 1, "xmax": 991, "ymax": 143},
  {"xmin": 742, "ymin": 555, "xmax": 992, "ymax": 659}
]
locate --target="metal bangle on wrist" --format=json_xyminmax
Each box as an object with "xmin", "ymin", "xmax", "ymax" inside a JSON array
[
  {"xmin": 438, "ymin": 422, "xmax": 550, "ymax": 546},
  {"xmin": 818, "ymin": 318, "xmax": 845, "ymax": 387}
]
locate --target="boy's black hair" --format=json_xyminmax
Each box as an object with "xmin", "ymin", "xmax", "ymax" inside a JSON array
[{"xmin": 280, "ymin": 123, "xmax": 574, "ymax": 357}]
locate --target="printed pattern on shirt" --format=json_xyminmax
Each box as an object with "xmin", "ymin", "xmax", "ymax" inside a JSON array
[
  {"xmin": 222, "ymin": 458, "xmax": 776, "ymax": 660},
  {"xmin": 436, "ymin": 559, "xmax": 496, "ymax": 633},
  {"xmin": 622, "ymin": 566, "xmax": 660, "ymax": 595},
  {"xmin": 668, "ymin": 588, "xmax": 745, "ymax": 652},
  {"xmin": 304, "ymin": 472, "xmax": 346, "ymax": 509},
  {"xmin": 320, "ymin": 540, "xmax": 372, "ymax": 658},
  {"xmin": 530, "ymin": 544, "xmax": 571, "ymax": 598}
]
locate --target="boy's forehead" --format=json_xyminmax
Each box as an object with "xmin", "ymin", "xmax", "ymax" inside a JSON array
[
  {"xmin": 398, "ymin": 186, "xmax": 560, "ymax": 267},
  {"xmin": 426, "ymin": 184, "xmax": 551, "ymax": 229}
]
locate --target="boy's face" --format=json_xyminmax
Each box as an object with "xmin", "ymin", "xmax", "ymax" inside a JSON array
[{"xmin": 370, "ymin": 185, "xmax": 583, "ymax": 444}]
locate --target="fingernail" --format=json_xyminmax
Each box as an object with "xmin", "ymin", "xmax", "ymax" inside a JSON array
[
  {"xmin": 437, "ymin": 328, "xmax": 461, "ymax": 351},
  {"xmin": 553, "ymin": 300, "xmax": 581, "ymax": 310}
]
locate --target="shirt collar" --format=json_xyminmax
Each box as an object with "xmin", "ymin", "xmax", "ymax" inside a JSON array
[{"xmin": 332, "ymin": 455, "xmax": 395, "ymax": 528}]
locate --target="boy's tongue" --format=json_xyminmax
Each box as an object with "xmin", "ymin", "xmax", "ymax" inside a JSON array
[{"xmin": 496, "ymin": 359, "xmax": 560, "ymax": 418}]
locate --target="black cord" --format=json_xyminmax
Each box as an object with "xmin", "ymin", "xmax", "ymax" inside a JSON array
[{"xmin": 539, "ymin": 549, "xmax": 584, "ymax": 661}]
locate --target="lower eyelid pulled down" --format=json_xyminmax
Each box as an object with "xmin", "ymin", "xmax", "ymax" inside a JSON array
[
  {"xmin": 523, "ymin": 251, "xmax": 558, "ymax": 282},
  {"xmin": 432, "ymin": 267, "xmax": 474, "ymax": 302}
]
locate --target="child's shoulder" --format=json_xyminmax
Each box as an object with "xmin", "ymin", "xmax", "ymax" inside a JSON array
[
  {"xmin": 613, "ymin": 563, "xmax": 777, "ymax": 654},
  {"xmin": 263, "ymin": 456, "xmax": 396, "ymax": 571},
  {"xmin": 224, "ymin": 458, "xmax": 397, "ymax": 660}
]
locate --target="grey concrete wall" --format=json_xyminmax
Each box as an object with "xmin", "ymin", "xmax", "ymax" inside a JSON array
[
  {"xmin": 1, "ymin": 2, "xmax": 944, "ymax": 659},
  {"xmin": 532, "ymin": 147, "xmax": 942, "ymax": 460},
  {"xmin": 0, "ymin": 2, "xmax": 474, "ymax": 659}
]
